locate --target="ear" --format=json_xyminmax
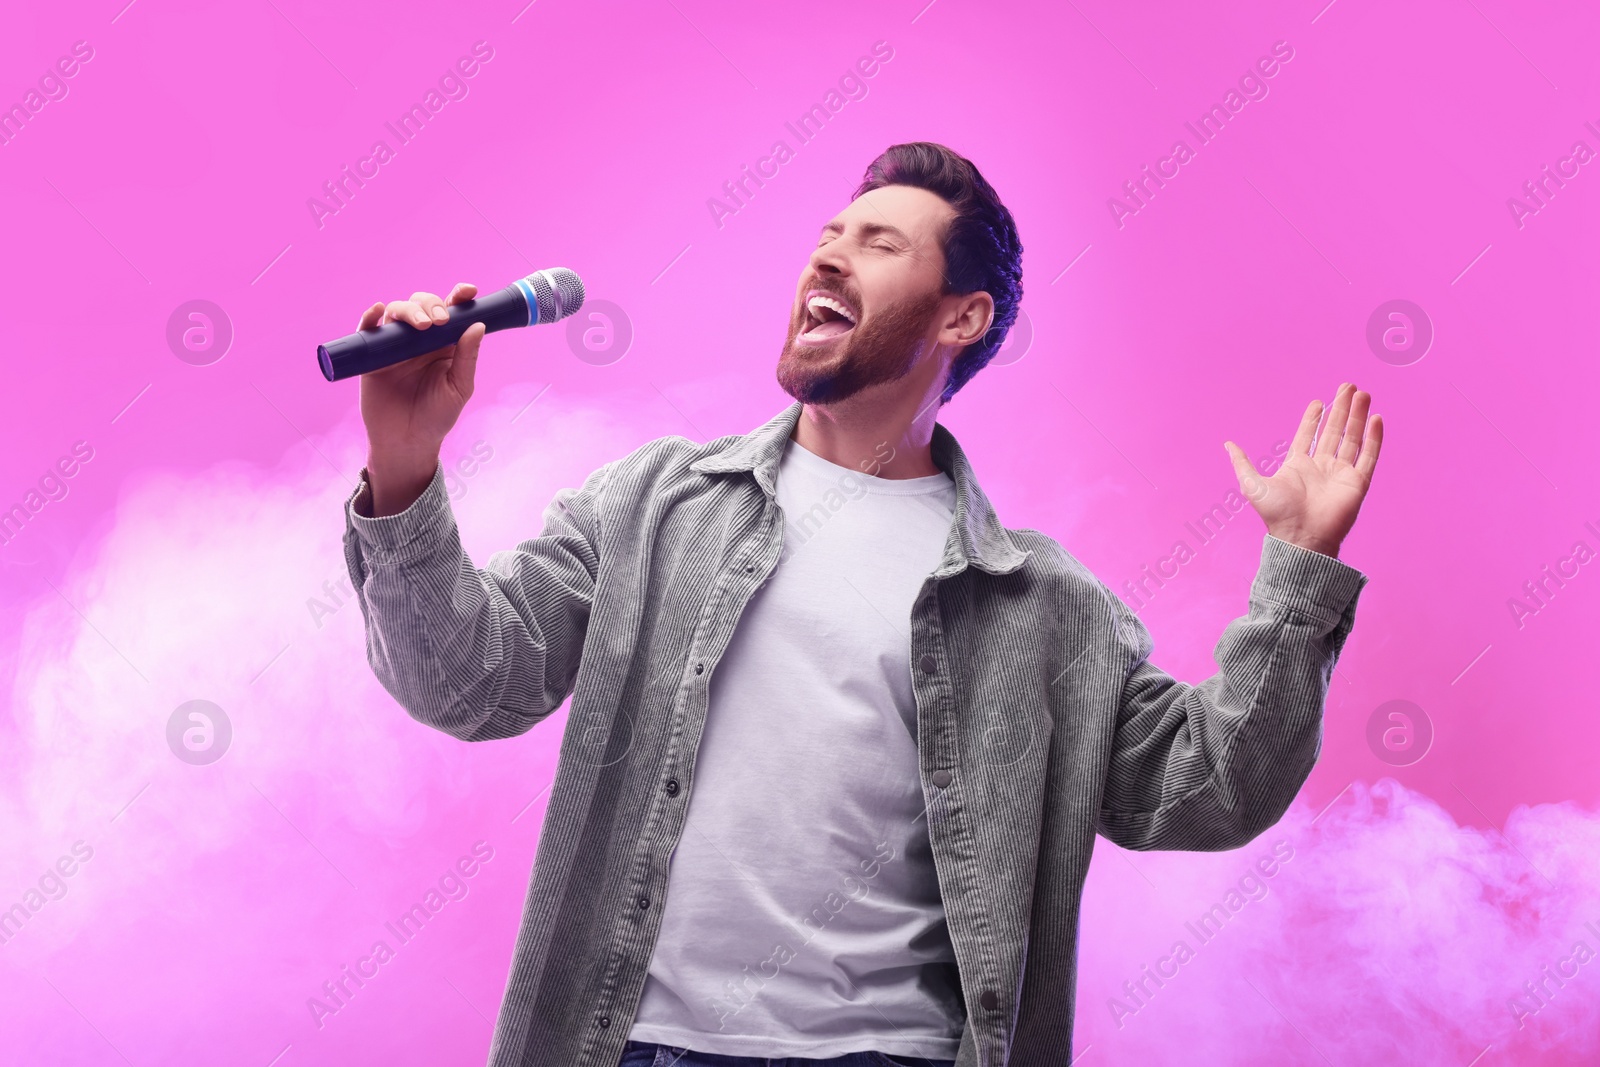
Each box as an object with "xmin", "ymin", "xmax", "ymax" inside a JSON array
[{"xmin": 937, "ymin": 290, "xmax": 995, "ymax": 349}]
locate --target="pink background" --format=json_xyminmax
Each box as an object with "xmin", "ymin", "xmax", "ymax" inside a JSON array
[{"xmin": 3, "ymin": 0, "xmax": 1598, "ymax": 1063}]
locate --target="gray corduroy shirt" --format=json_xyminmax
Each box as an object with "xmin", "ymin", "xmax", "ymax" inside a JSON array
[{"xmin": 341, "ymin": 401, "xmax": 1367, "ymax": 1066}]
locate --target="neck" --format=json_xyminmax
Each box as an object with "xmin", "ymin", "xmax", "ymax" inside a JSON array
[{"xmin": 792, "ymin": 385, "xmax": 945, "ymax": 479}]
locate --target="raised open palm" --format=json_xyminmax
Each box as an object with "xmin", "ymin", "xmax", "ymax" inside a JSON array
[{"xmin": 1223, "ymin": 383, "xmax": 1383, "ymax": 559}]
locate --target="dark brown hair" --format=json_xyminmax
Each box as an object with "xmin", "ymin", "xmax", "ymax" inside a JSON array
[{"xmin": 852, "ymin": 142, "xmax": 1024, "ymax": 402}]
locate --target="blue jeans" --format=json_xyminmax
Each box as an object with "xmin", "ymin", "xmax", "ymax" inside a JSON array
[{"xmin": 617, "ymin": 1040, "xmax": 956, "ymax": 1067}]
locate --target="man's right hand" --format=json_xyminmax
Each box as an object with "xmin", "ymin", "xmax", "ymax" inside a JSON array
[{"xmin": 357, "ymin": 282, "xmax": 485, "ymax": 517}]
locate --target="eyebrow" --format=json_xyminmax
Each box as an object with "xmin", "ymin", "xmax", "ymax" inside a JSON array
[{"xmin": 820, "ymin": 219, "xmax": 912, "ymax": 244}]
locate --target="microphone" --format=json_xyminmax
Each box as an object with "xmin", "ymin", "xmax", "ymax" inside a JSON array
[{"xmin": 317, "ymin": 268, "xmax": 585, "ymax": 381}]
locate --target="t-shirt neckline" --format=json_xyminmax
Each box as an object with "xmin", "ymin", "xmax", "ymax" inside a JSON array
[{"xmin": 783, "ymin": 438, "xmax": 954, "ymax": 496}]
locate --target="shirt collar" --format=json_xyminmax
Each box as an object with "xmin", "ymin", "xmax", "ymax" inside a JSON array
[{"xmin": 689, "ymin": 402, "xmax": 1032, "ymax": 577}]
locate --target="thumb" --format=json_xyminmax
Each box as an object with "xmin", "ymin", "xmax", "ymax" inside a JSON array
[
  {"xmin": 447, "ymin": 322, "xmax": 486, "ymax": 399},
  {"xmin": 1224, "ymin": 441, "xmax": 1269, "ymax": 505}
]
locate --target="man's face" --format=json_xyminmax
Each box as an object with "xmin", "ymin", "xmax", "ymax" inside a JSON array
[{"xmin": 776, "ymin": 184, "xmax": 957, "ymax": 405}]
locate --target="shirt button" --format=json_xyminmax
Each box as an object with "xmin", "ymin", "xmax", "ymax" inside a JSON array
[
  {"xmin": 665, "ymin": 777, "xmax": 680, "ymax": 796},
  {"xmin": 638, "ymin": 896, "xmax": 650, "ymax": 909},
  {"xmin": 932, "ymin": 769, "xmax": 953, "ymax": 788},
  {"xmin": 597, "ymin": 1015, "xmax": 611, "ymax": 1029},
  {"xmin": 694, "ymin": 663, "xmax": 705, "ymax": 675},
  {"xmin": 918, "ymin": 654, "xmax": 937, "ymax": 675},
  {"xmin": 980, "ymin": 990, "xmax": 998, "ymax": 1011},
  {"xmin": 745, "ymin": 564, "xmax": 755, "ymax": 573}
]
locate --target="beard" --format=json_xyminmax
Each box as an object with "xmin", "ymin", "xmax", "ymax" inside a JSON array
[{"xmin": 775, "ymin": 284, "xmax": 944, "ymax": 405}]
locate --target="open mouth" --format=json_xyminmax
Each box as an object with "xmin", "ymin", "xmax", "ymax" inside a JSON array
[{"xmin": 797, "ymin": 289, "xmax": 858, "ymax": 345}]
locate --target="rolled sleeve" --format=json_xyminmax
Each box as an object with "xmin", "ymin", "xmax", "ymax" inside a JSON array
[
  {"xmin": 1251, "ymin": 533, "xmax": 1368, "ymax": 627},
  {"xmin": 1095, "ymin": 533, "xmax": 1369, "ymax": 852},
  {"xmin": 342, "ymin": 463, "xmax": 454, "ymax": 585},
  {"xmin": 337, "ymin": 459, "xmax": 609, "ymax": 743}
]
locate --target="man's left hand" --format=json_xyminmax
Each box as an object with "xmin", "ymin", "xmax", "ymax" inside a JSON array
[{"xmin": 1223, "ymin": 382, "xmax": 1384, "ymax": 560}]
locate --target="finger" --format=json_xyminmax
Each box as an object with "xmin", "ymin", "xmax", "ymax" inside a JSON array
[
  {"xmin": 411, "ymin": 290, "xmax": 449, "ymax": 325},
  {"xmin": 1314, "ymin": 382, "xmax": 1355, "ymax": 459},
  {"xmin": 384, "ymin": 299, "xmax": 433, "ymax": 329},
  {"xmin": 1336, "ymin": 389, "xmax": 1371, "ymax": 465},
  {"xmin": 447, "ymin": 322, "xmax": 486, "ymax": 399},
  {"xmin": 357, "ymin": 300, "xmax": 384, "ymax": 330},
  {"xmin": 1354, "ymin": 413, "xmax": 1384, "ymax": 481},
  {"xmin": 1223, "ymin": 441, "xmax": 1264, "ymax": 500},
  {"xmin": 1289, "ymin": 398, "xmax": 1321, "ymax": 457},
  {"xmin": 446, "ymin": 282, "xmax": 478, "ymax": 306}
]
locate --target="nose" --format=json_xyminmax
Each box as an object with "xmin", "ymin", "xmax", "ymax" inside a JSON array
[{"xmin": 809, "ymin": 238, "xmax": 849, "ymax": 278}]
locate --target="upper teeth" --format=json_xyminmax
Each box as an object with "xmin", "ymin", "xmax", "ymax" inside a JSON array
[{"xmin": 808, "ymin": 295, "xmax": 856, "ymax": 324}]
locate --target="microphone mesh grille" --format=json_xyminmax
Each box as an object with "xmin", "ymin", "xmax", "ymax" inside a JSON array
[{"xmin": 529, "ymin": 268, "xmax": 586, "ymax": 324}]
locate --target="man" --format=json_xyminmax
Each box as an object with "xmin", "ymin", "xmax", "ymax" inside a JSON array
[{"xmin": 341, "ymin": 141, "xmax": 1381, "ymax": 1067}]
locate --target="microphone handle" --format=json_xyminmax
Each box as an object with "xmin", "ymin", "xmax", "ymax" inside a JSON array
[{"xmin": 317, "ymin": 283, "xmax": 533, "ymax": 382}]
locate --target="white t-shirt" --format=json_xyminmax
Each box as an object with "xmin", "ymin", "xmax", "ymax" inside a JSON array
[{"xmin": 628, "ymin": 437, "xmax": 965, "ymax": 1059}]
